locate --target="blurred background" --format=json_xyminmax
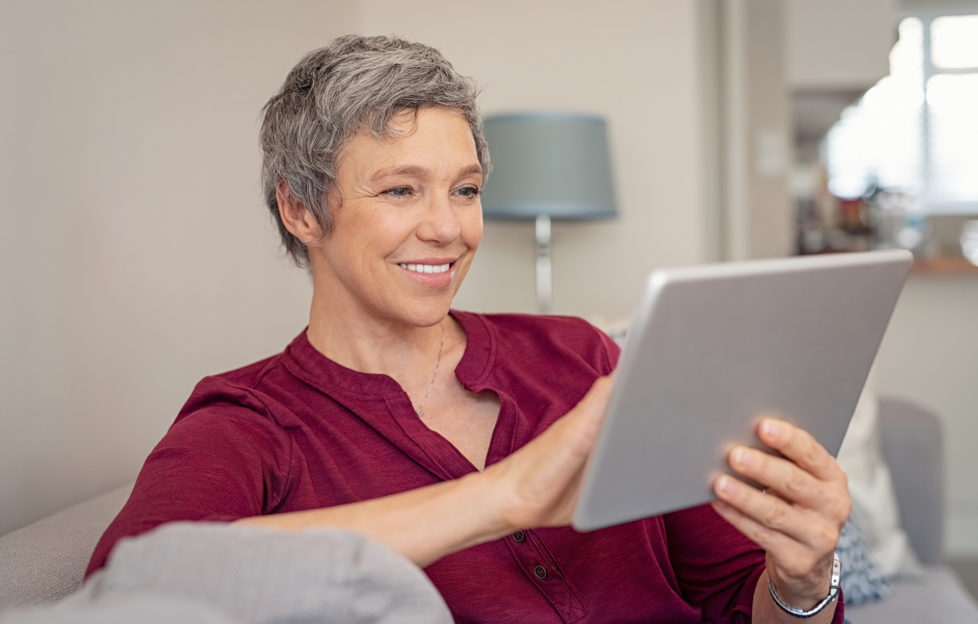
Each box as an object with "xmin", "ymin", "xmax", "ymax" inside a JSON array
[{"xmin": 1, "ymin": 0, "xmax": 975, "ymax": 580}]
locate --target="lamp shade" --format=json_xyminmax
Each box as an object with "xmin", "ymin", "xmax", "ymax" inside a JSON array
[{"xmin": 481, "ymin": 112, "xmax": 617, "ymax": 220}]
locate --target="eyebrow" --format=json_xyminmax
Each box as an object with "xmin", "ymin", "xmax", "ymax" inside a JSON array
[{"xmin": 369, "ymin": 163, "xmax": 484, "ymax": 182}]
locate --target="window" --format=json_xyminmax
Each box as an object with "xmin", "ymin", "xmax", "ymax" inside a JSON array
[{"xmin": 825, "ymin": 12, "xmax": 978, "ymax": 214}]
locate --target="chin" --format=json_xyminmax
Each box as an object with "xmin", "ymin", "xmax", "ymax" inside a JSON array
[
  {"xmin": 419, "ymin": 306, "xmax": 454, "ymax": 327},
  {"xmin": 392, "ymin": 299, "xmax": 452, "ymax": 328}
]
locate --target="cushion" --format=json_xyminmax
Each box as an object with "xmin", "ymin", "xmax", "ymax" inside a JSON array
[
  {"xmin": 837, "ymin": 373, "xmax": 921, "ymax": 578},
  {"xmin": 837, "ymin": 516, "xmax": 890, "ymax": 606}
]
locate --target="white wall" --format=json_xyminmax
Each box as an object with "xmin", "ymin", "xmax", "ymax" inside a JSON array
[
  {"xmin": 785, "ymin": 0, "xmax": 896, "ymax": 91},
  {"xmin": 721, "ymin": 0, "xmax": 793, "ymax": 260},
  {"xmin": 0, "ymin": 0, "xmax": 357, "ymax": 535}
]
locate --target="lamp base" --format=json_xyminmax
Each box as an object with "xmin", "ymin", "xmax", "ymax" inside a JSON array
[{"xmin": 535, "ymin": 214, "xmax": 552, "ymax": 314}]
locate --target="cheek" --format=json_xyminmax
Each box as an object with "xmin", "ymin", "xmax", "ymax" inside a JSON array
[
  {"xmin": 359, "ymin": 211, "xmax": 413, "ymax": 256},
  {"xmin": 462, "ymin": 210, "xmax": 484, "ymax": 250}
]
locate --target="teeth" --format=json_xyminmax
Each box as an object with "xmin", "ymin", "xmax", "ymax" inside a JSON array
[{"xmin": 399, "ymin": 263, "xmax": 450, "ymax": 274}]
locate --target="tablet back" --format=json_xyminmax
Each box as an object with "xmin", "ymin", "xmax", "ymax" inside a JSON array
[{"xmin": 572, "ymin": 250, "xmax": 912, "ymax": 531}]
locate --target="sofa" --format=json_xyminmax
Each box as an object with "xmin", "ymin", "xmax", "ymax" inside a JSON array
[
  {"xmin": 1, "ymin": 397, "xmax": 976, "ymax": 622},
  {"xmin": 843, "ymin": 397, "xmax": 978, "ymax": 621}
]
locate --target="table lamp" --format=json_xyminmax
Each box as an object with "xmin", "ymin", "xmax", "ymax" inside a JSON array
[{"xmin": 481, "ymin": 112, "xmax": 617, "ymax": 313}]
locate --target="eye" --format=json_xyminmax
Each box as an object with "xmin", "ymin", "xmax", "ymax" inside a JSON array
[
  {"xmin": 455, "ymin": 186, "xmax": 481, "ymax": 199},
  {"xmin": 382, "ymin": 186, "xmax": 413, "ymax": 198}
]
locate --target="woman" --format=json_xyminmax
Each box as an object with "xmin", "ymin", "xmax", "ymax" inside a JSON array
[{"xmin": 88, "ymin": 35, "xmax": 849, "ymax": 623}]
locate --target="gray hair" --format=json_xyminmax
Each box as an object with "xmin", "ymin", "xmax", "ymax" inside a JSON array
[{"xmin": 260, "ymin": 34, "xmax": 490, "ymax": 267}]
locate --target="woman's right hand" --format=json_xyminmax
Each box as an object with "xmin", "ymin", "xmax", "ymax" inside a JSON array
[{"xmin": 482, "ymin": 375, "xmax": 614, "ymax": 533}]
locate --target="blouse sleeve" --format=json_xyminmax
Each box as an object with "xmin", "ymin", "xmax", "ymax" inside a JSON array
[{"xmin": 85, "ymin": 378, "xmax": 294, "ymax": 577}]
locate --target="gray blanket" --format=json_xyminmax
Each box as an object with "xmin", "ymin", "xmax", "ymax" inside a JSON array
[{"xmin": 0, "ymin": 523, "xmax": 451, "ymax": 624}]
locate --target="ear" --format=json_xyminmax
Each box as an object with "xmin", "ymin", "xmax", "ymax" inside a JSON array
[{"xmin": 276, "ymin": 179, "xmax": 322, "ymax": 245}]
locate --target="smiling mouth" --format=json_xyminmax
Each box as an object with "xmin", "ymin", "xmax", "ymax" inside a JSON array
[{"xmin": 398, "ymin": 262, "xmax": 451, "ymax": 275}]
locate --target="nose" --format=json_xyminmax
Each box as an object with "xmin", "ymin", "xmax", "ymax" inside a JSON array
[{"xmin": 416, "ymin": 193, "xmax": 462, "ymax": 244}]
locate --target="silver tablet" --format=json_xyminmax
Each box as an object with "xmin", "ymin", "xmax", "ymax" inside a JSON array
[{"xmin": 572, "ymin": 250, "xmax": 912, "ymax": 531}]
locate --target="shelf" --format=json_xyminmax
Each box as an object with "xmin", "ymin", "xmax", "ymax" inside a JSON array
[{"xmin": 911, "ymin": 256, "xmax": 978, "ymax": 275}]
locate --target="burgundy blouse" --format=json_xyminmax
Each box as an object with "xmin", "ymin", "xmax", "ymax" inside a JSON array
[{"xmin": 88, "ymin": 311, "xmax": 842, "ymax": 623}]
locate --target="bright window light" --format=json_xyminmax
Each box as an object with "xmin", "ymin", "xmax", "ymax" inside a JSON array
[{"xmin": 825, "ymin": 14, "xmax": 978, "ymax": 213}]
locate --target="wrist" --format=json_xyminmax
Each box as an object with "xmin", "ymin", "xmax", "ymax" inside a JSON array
[
  {"xmin": 467, "ymin": 469, "xmax": 516, "ymax": 541},
  {"xmin": 767, "ymin": 552, "xmax": 841, "ymax": 619}
]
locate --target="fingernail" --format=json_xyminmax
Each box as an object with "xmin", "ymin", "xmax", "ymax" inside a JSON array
[
  {"xmin": 762, "ymin": 419, "xmax": 780, "ymax": 438},
  {"xmin": 732, "ymin": 447, "xmax": 751, "ymax": 467},
  {"xmin": 716, "ymin": 475, "xmax": 733, "ymax": 494}
]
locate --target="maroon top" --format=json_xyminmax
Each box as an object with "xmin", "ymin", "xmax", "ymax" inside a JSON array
[{"xmin": 88, "ymin": 311, "xmax": 842, "ymax": 623}]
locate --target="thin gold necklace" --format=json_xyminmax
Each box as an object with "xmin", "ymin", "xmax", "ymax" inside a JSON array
[{"xmin": 414, "ymin": 323, "xmax": 445, "ymax": 418}]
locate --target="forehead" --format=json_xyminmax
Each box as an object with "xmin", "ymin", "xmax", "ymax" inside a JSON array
[{"xmin": 337, "ymin": 107, "xmax": 479, "ymax": 175}]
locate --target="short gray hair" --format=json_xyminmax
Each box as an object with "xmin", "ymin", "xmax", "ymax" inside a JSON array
[{"xmin": 260, "ymin": 34, "xmax": 490, "ymax": 267}]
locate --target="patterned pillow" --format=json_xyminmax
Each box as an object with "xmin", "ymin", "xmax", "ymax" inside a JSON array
[{"xmin": 838, "ymin": 515, "xmax": 891, "ymax": 606}]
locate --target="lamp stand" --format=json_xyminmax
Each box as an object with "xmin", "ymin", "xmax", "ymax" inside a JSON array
[{"xmin": 535, "ymin": 214, "xmax": 552, "ymax": 314}]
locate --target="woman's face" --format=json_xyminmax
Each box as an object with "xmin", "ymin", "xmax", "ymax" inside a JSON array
[{"xmin": 308, "ymin": 106, "xmax": 484, "ymax": 328}]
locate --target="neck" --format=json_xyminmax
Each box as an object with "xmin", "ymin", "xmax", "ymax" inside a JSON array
[
  {"xmin": 309, "ymin": 317, "xmax": 444, "ymax": 372},
  {"xmin": 306, "ymin": 286, "xmax": 456, "ymax": 375}
]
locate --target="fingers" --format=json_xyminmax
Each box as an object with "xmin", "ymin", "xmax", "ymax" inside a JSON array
[
  {"xmin": 725, "ymin": 446, "xmax": 841, "ymax": 516},
  {"xmin": 756, "ymin": 419, "xmax": 845, "ymax": 484},
  {"xmin": 724, "ymin": 419, "xmax": 849, "ymax": 516},
  {"xmin": 712, "ymin": 473, "xmax": 841, "ymax": 556},
  {"xmin": 712, "ymin": 417, "xmax": 850, "ymax": 549},
  {"xmin": 550, "ymin": 374, "xmax": 614, "ymax": 454},
  {"xmin": 487, "ymin": 375, "xmax": 614, "ymax": 531},
  {"xmin": 526, "ymin": 374, "xmax": 613, "ymax": 487}
]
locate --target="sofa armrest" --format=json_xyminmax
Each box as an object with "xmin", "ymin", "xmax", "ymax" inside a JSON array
[
  {"xmin": 0, "ymin": 483, "xmax": 132, "ymax": 607},
  {"xmin": 876, "ymin": 396, "xmax": 945, "ymax": 565}
]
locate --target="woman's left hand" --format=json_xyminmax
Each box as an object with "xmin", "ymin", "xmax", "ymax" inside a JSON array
[{"xmin": 710, "ymin": 418, "xmax": 851, "ymax": 612}]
